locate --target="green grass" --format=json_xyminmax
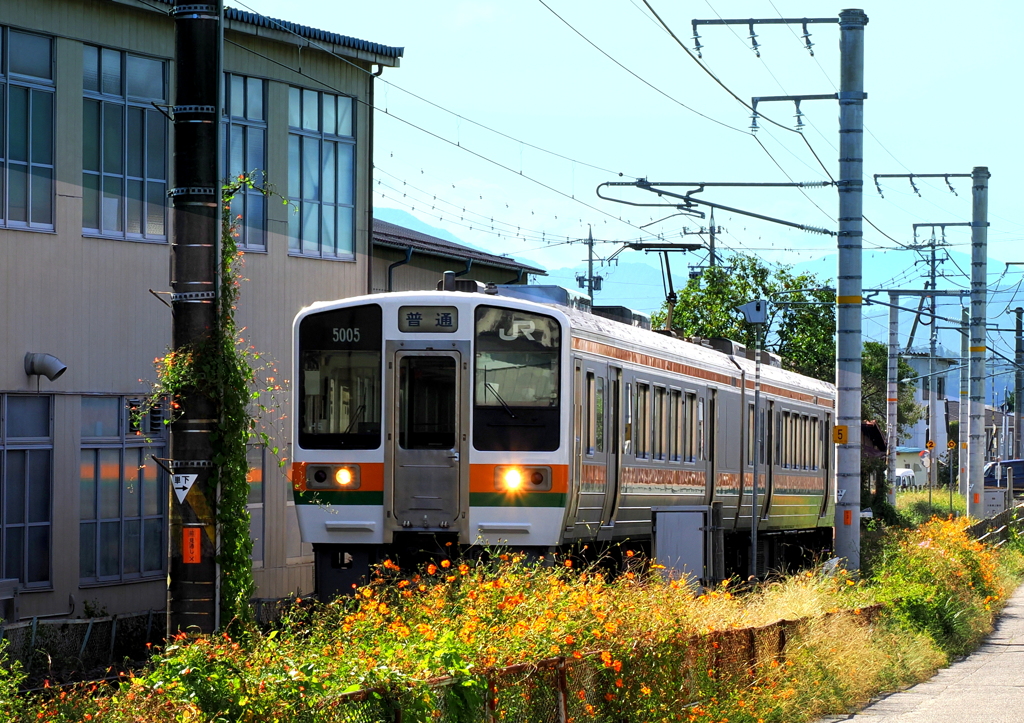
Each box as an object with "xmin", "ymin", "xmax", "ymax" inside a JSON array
[{"xmin": 895, "ymin": 488, "xmax": 967, "ymax": 526}]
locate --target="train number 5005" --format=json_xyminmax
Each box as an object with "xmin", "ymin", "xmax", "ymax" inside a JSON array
[{"xmin": 332, "ymin": 327, "xmax": 361, "ymax": 342}]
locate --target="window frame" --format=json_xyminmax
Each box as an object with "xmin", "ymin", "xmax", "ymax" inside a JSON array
[
  {"xmin": 81, "ymin": 44, "xmax": 169, "ymax": 243},
  {"xmin": 0, "ymin": 27, "xmax": 56, "ymax": 231},
  {"xmin": 223, "ymin": 73, "xmax": 267, "ymax": 251},
  {"xmin": 287, "ymin": 86, "xmax": 356, "ymax": 260},
  {"xmin": 0, "ymin": 394, "xmax": 54, "ymax": 588},
  {"xmin": 79, "ymin": 395, "xmax": 167, "ymax": 585}
]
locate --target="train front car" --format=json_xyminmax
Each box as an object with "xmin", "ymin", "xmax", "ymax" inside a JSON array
[{"xmin": 292, "ymin": 292, "xmax": 570, "ymax": 599}]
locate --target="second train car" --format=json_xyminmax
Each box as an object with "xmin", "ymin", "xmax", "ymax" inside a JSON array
[{"xmin": 291, "ymin": 281, "xmax": 836, "ymax": 598}]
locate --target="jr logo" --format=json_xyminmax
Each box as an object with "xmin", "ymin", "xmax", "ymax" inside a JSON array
[{"xmin": 499, "ymin": 320, "xmax": 536, "ymax": 341}]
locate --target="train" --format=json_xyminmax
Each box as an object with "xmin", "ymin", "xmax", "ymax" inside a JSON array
[{"xmin": 290, "ymin": 277, "xmax": 836, "ymax": 599}]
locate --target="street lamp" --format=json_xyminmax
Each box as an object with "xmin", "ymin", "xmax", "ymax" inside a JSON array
[{"xmin": 738, "ymin": 299, "xmax": 768, "ymax": 579}]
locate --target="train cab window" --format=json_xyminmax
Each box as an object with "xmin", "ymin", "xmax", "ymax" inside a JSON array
[
  {"xmin": 669, "ymin": 390, "xmax": 682, "ymax": 462},
  {"xmin": 473, "ymin": 306, "xmax": 561, "ymax": 451},
  {"xmin": 298, "ymin": 304, "xmax": 382, "ymax": 449},
  {"xmin": 653, "ymin": 387, "xmax": 666, "ymax": 461},
  {"xmin": 634, "ymin": 383, "xmax": 650, "ymax": 458}
]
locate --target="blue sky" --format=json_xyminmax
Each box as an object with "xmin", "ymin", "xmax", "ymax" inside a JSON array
[{"xmin": 235, "ymin": 0, "xmax": 1024, "ymax": 362}]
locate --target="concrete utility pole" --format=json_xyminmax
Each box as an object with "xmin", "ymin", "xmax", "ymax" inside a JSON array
[
  {"xmin": 1015, "ymin": 308, "xmax": 1023, "ymax": 460},
  {"xmin": 927, "ymin": 239, "xmax": 939, "ymax": 495},
  {"xmin": 834, "ymin": 9, "xmax": 868, "ymax": 569},
  {"xmin": 169, "ymin": 0, "xmax": 224, "ymax": 634},
  {"xmin": 887, "ymin": 293, "xmax": 899, "ymax": 505},
  {"xmin": 961, "ymin": 307, "xmax": 970, "ymax": 495},
  {"xmin": 969, "ymin": 167, "xmax": 990, "ymax": 518}
]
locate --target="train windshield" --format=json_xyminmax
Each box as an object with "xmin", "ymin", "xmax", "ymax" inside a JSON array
[
  {"xmin": 474, "ymin": 305, "xmax": 561, "ymax": 451},
  {"xmin": 298, "ymin": 304, "xmax": 383, "ymax": 449}
]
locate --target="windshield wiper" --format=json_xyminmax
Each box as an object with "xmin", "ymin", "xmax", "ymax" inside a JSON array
[
  {"xmin": 485, "ymin": 383, "xmax": 516, "ymax": 419},
  {"xmin": 343, "ymin": 404, "xmax": 366, "ymax": 434}
]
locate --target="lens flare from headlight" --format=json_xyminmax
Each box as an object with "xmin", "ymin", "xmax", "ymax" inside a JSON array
[
  {"xmin": 335, "ymin": 467, "xmax": 354, "ymax": 486},
  {"xmin": 503, "ymin": 468, "xmax": 524, "ymax": 491}
]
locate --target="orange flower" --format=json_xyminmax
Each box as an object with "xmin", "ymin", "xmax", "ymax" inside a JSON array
[
  {"xmin": 427, "ymin": 564, "xmax": 438, "ymax": 575},
  {"xmin": 440, "ymin": 559, "xmax": 451, "ymax": 568}
]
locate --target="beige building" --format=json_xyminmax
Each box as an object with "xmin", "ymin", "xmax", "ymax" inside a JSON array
[
  {"xmin": 0, "ymin": 0, "xmax": 405, "ymax": 620},
  {"xmin": 0, "ymin": 0, "xmax": 544, "ymax": 622}
]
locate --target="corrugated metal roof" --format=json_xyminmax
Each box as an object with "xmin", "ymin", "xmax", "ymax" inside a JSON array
[
  {"xmin": 144, "ymin": 2, "xmax": 404, "ymax": 60},
  {"xmin": 373, "ymin": 219, "xmax": 546, "ymax": 275}
]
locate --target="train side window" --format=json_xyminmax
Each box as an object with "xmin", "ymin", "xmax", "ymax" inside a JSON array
[
  {"xmin": 635, "ymin": 383, "xmax": 650, "ymax": 459},
  {"xmin": 781, "ymin": 411, "xmax": 790, "ymax": 468},
  {"xmin": 623, "ymin": 382, "xmax": 632, "ymax": 455},
  {"xmin": 653, "ymin": 386, "xmax": 666, "ymax": 461},
  {"xmin": 697, "ymin": 397, "xmax": 705, "ymax": 461},
  {"xmin": 595, "ymin": 376, "xmax": 605, "ymax": 453},
  {"xmin": 669, "ymin": 390, "xmax": 682, "ymax": 462},
  {"xmin": 749, "ymin": 403, "xmax": 757, "ymax": 464},
  {"xmin": 585, "ymin": 372, "xmax": 596, "ymax": 456},
  {"xmin": 811, "ymin": 417, "xmax": 819, "ymax": 470},
  {"xmin": 759, "ymin": 408, "xmax": 766, "ymax": 465},
  {"xmin": 802, "ymin": 415, "xmax": 810, "ymax": 469},
  {"xmin": 684, "ymin": 392, "xmax": 697, "ymax": 462}
]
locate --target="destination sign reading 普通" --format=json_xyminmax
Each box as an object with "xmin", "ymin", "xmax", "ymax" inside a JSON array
[{"xmin": 398, "ymin": 306, "xmax": 458, "ymax": 333}]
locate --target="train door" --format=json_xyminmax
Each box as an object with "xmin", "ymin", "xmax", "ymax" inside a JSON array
[
  {"xmin": 760, "ymin": 400, "xmax": 774, "ymax": 519},
  {"xmin": 573, "ymin": 362, "xmax": 610, "ymax": 538},
  {"xmin": 705, "ymin": 389, "xmax": 718, "ymax": 504},
  {"xmin": 389, "ymin": 350, "xmax": 464, "ymax": 531},
  {"xmin": 599, "ymin": 366, "xmax": 622, "ymax": 538}
]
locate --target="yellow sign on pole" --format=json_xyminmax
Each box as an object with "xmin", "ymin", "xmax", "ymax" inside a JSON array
[
  {"xmin": 832, "ymin": 425, "xmax": 849, "ymax": 444},
  {"xmin": 926, "ymin": 440, "xmax": 936, "ymax": 450},
  {"xmin": 947, "ymin": 440, "xmax": 956, "ymax": 450}
]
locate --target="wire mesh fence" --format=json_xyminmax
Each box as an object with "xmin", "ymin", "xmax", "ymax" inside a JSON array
[{"xmin": 0, "ymin": 610, "xmax": 163, "ymax": 684}]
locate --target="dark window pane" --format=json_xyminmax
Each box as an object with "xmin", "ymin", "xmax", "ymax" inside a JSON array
[
  {"xmin": 323, "ymin": 95, "xmax": 336, "ymax": 136},
  {"xmin": 30, "ymin": 166, "xmax": 53, "ymax": 226},
  {"xmin": 5, "ymin": 451, "xmax": 26, "ymax": 524},
  {"xmin": 322, "ymin": 142, "xmax": 336, "ymax": 204},
  {"xmin": 288, "ymin": 202, "xmax": 300, "ymax": 251},
  {"xmin": 229, "ymin": 124, "xmax": 244, "ymax": 179},
  {"xmin": 230, "ymin": 74, "xmax": 244, "ymax": 117},
  {"xmin": 31, "ymin": 91, "xmax": 53, "ymax": 165},
  {"xmin": 247, "ymin": 77, "xmax": 263, "ymax": 120},
  {"xmin": 301, "ymin": 201, "xmax": 319, "ymax": 255},
  {"xmin": 249, "ymin": 506, "xmax": 263, "ymax": 563},
  {"xmin": 321, "ymin": 205, "xmax": 335, "ymax": 257},
  {"xmin": 247, "ymin": 127, "xmax": 264, "ymax": 178},
  {"xmin": 337, "ymin": 96, "xmax": 353, "ymax": 137},
  {"xmin": 98, "ymin": 449, "xmax": 120, "ymax": 519},
  {"xmin": 28, "ymin": 449, "xmax": 51, "ymax": 524},
  {"xmin": 288, "ymin": 86, "xmax": 300, "ymax": 127},
  {"xmin": 124, "ymin": 448, "xmax": 141, "ymax": 517},
  {"xmin": 83, "ymin": 100, "xmax": 101, "ymax": 172},
  {"xmin": 81, "ymin": 450, "xmax": 97, "ymax": 520},
  {"xmin": 84, "ymin": 46, "xmax": 100, "ymax": 91},
  {"xmin": 301, "ymin": 136, "xmax": 319, "ymax": 200},
  {"xmin": 9, "ymin": 164, "xmax": 28, "ymax": 222},
  {"xmin": 288, "ymin": 134, "xmax": 300, "ymax": 198},
  {"xmin": 302, "ymin": 89, "xmax": 318, "ymax": 130},
  {"xmin": 126, "ymin": 55, "xmax": 164, "ymax": 100},
  {"xmin": 8, "ymin": 397, "xmax": 49, "ymax": 437},
  {"xmin": 127, "ymin": 107, "xmax": 144, "ymax": 177},
  {"xmin": 103, "ymin": 106, "xmax": 124, "ymax": 174},
  {"xmin": 80, "ymin": 522, "xmax": 97, "ymax": 578},
  {"xmin": 26, "ymin": 526, "xmax": 49, "ymax": 584},
  {"xmin": 9, "ymin": 87, "xmax": 28, "ymax": 162},
  {"xmin": 81, "ymin": 396, "xmax": 120, "ymax": 437},
  {"xmin": 146, "ymin": 110, "xmax": 166, "ymax": 179},
  {"xmin": 123, "ymin": 520, "xmax": 141, "ymax": 574},
  {"xmin": 246, "ymin": 192, "xmax": 265, "ymax": 248},
  {"xmin": 10, "ymin": 32, "xmax": 52, "ymax": 80},
  {"xmin": 83, "ymin": 173, "xmax": 100, "ymax": 229},
  {"xmin": 103, "ymin": 175, "xmax": 123, "ymax": 232},
  {"xmin": 337, "ymin": 143, "xmax": 354, "ymax": 203},
  {"xmin": 5, "ymin": 528, "xmax": 23, "ymax": 582},
  {"xmin": 143, "ymin": 519, "xmax": 162, "ymax": 572},
  {"xmin": 99, "ymin": 521, "xmax": 120, "ymax": 577},
  {"xmin": 127, "ymin": 179, "xmax": 143, "ymax": 234},
  {"xmin": 146, "ymin": 181, "xmax": 166, "ymax": 236},
  {"xmin": 336, "ymin": 205, "xmax": 354, "ymax": 255},
  {"xmin": 101, "ymin": 48, "xmax": 121, "ymax": 96}
]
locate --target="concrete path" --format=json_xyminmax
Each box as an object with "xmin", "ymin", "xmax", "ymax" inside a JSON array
[{"xmin": 819, "ymin": 584, "xmax": 1024, "ymax": 722}]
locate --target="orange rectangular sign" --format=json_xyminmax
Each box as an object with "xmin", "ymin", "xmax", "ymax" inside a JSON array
[
  {"xmin": 183, "ymin": 527, "xmax": 201, "ymax": 564},
  {"xmin": 843, "ymin": 509, "xmax": 853, "ymax": 526}
]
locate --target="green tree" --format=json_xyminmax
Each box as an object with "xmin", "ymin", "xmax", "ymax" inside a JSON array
[
  {"xmin": 653, "ymin": 254, "xmax": 837, "ymax": 380},
  {"xmin": 860, "ymin": 340, "xmax": 925, "ymax": 441}
]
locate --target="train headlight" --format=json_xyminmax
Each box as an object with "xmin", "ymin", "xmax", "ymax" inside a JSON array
[
  {"xmin": 495, "ymin": 466, "xmax": 551, "ymax": 492},
  {"xmin": 306, "ymin": 465, "xmax": 361, "ymax": 490}
]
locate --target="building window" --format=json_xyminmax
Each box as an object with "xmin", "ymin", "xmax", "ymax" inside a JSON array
[
  {"xmin": 246, "ymin": 445, "xmax": 264, "ymax": 565},
  {"xmin": 82, "ymin": 46, "xmax": 168, "ymax": 241},
  {"xmin": 0, "ymin": 395, "xmax": 53, "ymax": 587},
  {"xmin": 79, "ymin": 396, "xmax": 166, "ymax": 583},
  {"xmin": 287, "ymin": 87, "xmax": 355, "ymax": 258},
  {"xmin": 0, "ymin": 29, "xmax": 55, "ymax": 230},
  {"xmin": 223, "ymin": 74, "xmax": 266, "ymax": 250}
]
